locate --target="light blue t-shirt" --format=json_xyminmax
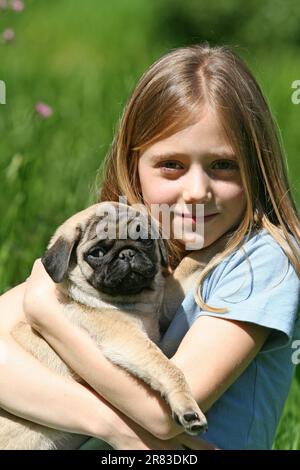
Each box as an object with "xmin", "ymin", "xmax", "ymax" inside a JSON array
[{"xmin": 159, "ymin": 228, "xmax": 300, "ymax": 450}]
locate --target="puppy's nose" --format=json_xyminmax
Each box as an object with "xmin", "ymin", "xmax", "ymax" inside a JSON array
[{"xmin": 118, "ymin": 248, "xmax": 136, "ymax": 260}]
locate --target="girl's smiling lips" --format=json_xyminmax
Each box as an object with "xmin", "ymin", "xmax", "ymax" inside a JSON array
[{"xmin": 174, "ymin": 212, "xmax": 219, "ymax": 223}]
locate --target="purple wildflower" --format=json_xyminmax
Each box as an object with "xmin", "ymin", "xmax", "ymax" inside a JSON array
[
  {"xmin": 0, "ymin": 0, "xmax": 7, "ymax": 10},
  {"xmin": 10, "ymin": 0, "xmax": 24, "ymax": 12},
  {"xmin": 35, "ymin": 102, "xmax": 54, "ymax": 118},
  {"xmin": 2, "ymin": 28, "xmax": 15, "ymax": 42}
]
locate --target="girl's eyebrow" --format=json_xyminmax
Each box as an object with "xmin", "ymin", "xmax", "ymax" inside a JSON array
[
  {"xmin": 149, "ymin": 152, "xmax": 185, "ymax": 162},
  {"xmin": 149, "ymin": 150, "xmax": 237, "ymax": 161}
]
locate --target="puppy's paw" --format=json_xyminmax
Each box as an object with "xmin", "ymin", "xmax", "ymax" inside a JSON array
[
  {"xmin": 173, "ymin": 409, "xmax": 208, "ymax": 435},
  {"xmin": 168, "ymin": 392, "xmax": 208, "ymax": 436}
]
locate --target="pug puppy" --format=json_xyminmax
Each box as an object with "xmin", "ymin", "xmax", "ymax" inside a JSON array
[{"xmin": 0, "ymin": 202, "xmax": 207, "ymax": 450}]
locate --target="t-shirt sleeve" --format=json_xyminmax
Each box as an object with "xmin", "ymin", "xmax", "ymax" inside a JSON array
[{"xmin": 195, "ymin": 234, "xmax": 300, "ymax": 352}]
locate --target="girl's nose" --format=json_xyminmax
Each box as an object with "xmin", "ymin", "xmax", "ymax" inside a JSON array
[{"xmin": 182, "ymin": 165, "xmax": 212, "ymax": 203}]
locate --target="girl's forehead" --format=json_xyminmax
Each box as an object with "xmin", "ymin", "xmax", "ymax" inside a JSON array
[{"xmin": 140, "ymin": 110, "xmax": 235, "ymax": 160}]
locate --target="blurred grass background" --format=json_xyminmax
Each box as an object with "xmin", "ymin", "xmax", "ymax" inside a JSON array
[{"xmin": 0, "ymin": 0, "xmax": 299, "ymax": 449}]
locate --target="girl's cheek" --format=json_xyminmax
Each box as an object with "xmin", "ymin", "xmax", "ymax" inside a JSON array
[
  {"xmin": 216, "ymin": 180, "xmax": 244, "ymax": 200},
  {"xmin": 142, "ymin": 183, "xmax": 172, "ymax": 205}
]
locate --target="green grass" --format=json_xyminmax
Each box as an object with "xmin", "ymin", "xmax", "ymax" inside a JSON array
[
  {"xmin": 273, "ymin": 372, "xmax": 300, "ymax": 449},
  {"xmin": 0, "ymin": 0, "xmax": 299, "ymax": 450}
]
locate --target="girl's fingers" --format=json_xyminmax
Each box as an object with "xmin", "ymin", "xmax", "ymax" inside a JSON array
[
  {"xmin": 26, "ymin": 258, "xmax": 41, "ymax": 281},
  {"xmin": 26, "ymin": 258, "xmax": 54, "ymax": 288},
  {"xmin": 24, "ymin": 258, "xmax": 57, "ymax": 306},
  {"xmin": 29, "ymin": 258, "xmax": 46, "ymax": 280}
]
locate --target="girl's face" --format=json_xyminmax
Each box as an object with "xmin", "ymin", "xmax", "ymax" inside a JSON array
[{"xmin": 138, "ymin": 105, "xmax": 246, "ymax": 249}]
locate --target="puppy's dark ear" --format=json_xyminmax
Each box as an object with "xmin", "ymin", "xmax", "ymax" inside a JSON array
[
  {"xmin": 42, "ymin": 228, "xmax": 81, "ymax": 283},
  {"xmin": 157, "ymin": 238, "xmax": 168, "ymax": 268}
]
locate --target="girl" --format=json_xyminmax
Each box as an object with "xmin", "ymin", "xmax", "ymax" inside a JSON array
[{"xmin": 0, "ymin": 43, "xmax": 300, "ymax": 450}]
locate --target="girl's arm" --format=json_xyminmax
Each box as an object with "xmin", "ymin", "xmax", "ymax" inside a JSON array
[
  {"xmin": 25, "ymin": 260, "xmax": 271, "ymax": 440},
  {"xmin": 0, "ymin": 282, "xmax": 214, "ymax": 450}
]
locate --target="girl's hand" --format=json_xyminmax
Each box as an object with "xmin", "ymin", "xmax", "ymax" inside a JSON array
[
  {"xmin": 110, "ymin": 421, "xmax": 219, "ymax": 450},
  {"xmin": 23, "ymin": 258, "xmax": 63, "ymax": 332},
  {"xmin": 107, "ymin": 411, "xmax": 219, "ymax": 450}
]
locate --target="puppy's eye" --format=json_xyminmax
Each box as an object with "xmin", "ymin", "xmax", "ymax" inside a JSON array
[
  {"xmin": 139, "ymin": 238, "xmax": 153, "ymax": 245},
  {"xmin": 88, "ymin": 248, "xmax": 105, "ymax": 258},
  {"xmin": 134, "ymin": 236, "xmax": 152, "ymax": 245}
]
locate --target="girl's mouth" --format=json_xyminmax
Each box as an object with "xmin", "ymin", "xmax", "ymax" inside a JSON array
[
  {"xmin": 203, "ymin": 213, "xmax": 219, "ymax": 223},
  {"xmin": 178, "ymin": 213, "xmax": 219, "ymax": 224}
]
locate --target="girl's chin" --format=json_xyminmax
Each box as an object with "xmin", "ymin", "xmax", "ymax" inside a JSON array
[
  {"xmin": 177, "ymin": 233, "xmax": 224, "ymax": 251},
  {"xmin": 175, "ymin": 234, "xmax": 206, "ymax": 251}
]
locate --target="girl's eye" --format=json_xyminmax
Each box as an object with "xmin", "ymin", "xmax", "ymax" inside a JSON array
[
  {"xmin": 160, "ymin": 161, "xmax": 184, "ymax": 171},
  {"xmin": 211, "ymin": 160, "xmax": 239, "ymax": 171}
]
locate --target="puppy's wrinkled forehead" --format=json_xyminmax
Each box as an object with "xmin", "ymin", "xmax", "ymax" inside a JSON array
[{"xmin": 81, "ymin": 203, "xmax": 156, "ymax": 246}]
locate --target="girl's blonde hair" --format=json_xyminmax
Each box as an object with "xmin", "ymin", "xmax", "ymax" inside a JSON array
[{"xmin": 96, "ymin": 43, "xmax": 300, "ymax": 313}]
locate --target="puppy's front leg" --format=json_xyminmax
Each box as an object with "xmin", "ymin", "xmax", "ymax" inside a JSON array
[{"xmin": 84, "ymin": 309, "xmax": 207, "ymax": 436}]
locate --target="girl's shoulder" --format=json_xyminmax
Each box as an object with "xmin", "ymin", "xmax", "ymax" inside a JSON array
[
  {"xmin": 199, "ymin": 228, "xmax": 300, "ymax": 352},
  {"xmin": 216, "ymin": 227, "xmax": 299, "ymax": 280},
  {"xmin": 243, "ymin": 227, "xmax": 299, "ymax": 251},
  {"xmin": 203, "ymin": 227, "xmax": 300, "ymax": 318}
]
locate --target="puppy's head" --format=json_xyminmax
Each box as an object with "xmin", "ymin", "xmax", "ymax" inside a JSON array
[{"xmin": 42, "ymin": 202, "xmax": 168, "ymax": 299}]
